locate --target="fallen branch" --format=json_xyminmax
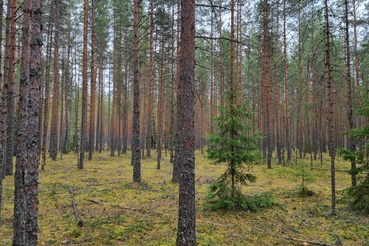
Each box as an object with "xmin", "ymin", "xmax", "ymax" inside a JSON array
[
  {"xmin": 263, "ymin": 233, "xmax": 333, "ymax": 246},
  {"xmin": 310, "ymin": 167, "xmax": 348, "ymax": 172},
  {"xmin": 87, "ymin": 198, "xmax": 332, "ymax": 245},
  {"xmin": 70, "ymin": 188, "xmax": 83, "ymax": 227}
]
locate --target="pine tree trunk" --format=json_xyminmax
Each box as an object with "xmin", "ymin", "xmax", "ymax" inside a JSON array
[
  {"xmin": 63, "ymin": 15, "xmax": 71, "ymax": 154},
  {"xmin": 264, "ymin": 0, "xmax": 272, "ymax": 169},
  {"xmin": 89, "ymin": 0, "xmax": 96, "ymax": 160},
  {"xmin": 274, "ymin": 0, "xmax": 281, "ymax": 164},
  {"xmin": 283, "ymin": 0, "xmax": 291, "ymax": 161},
  {"xmin": 4, "ymin": 0, "xmax": 17, "ymax": 175},
  {"xmin": 324, "ymin": 0, "xmax": 336, "ymax": 213},
  {"xmin": 172, "ymin": 0, "xmax": 180, "ymax": 183},
  {"xmin": 132, "ymin": 0, "xmax": 141, "ymax": 182},
  {"xmin": 13, "ymin": 0, "xmax": 32, "ymax": 242},
  {"xmin": 25, "ymin": 0, "xmax": 42, "ymax": 242},
  {"xmin": 50, "ymin": 0, "xmax": 60, "ymax": 161},
  {"xmin": 176, "ymin": 0, "xmax": 196, "ymax": 244},
  {"xmin": 345, "ymin": 0, "xmax": 356, "ymax": 186},
  {"xmin": 146, "ymin": 0, "xmax": 154, "ymax": 158},
  {"xmin": 41, "ymin": 6, "xmax": 54, "ymax": 168},
  {"xmin": 79, "ymin": 0, "xmax": 88, "ymax": 169}
]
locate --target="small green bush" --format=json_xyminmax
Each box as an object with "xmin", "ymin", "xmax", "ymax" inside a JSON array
[{"xmin": 206, "ymin": 182, "xmax": 274, "ymax": 211}]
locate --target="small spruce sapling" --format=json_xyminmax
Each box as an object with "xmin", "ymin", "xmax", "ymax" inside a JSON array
[
  {"xmin": 338, "ymin": 90, "xmax": 369, "ymax": 213},
  {"xmin": 205, "ymin": 83, "xmax": 265, "ymax": 210}
]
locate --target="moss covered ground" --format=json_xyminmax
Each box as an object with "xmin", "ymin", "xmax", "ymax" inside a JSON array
[{"xmin": 0, "ymin": 151, "xmax": 368, "ymax": 245}]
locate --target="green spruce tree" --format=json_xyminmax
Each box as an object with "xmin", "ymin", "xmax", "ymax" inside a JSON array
[
  {"xmin": 206, "ymin": 83, "xmax": 269, "ymax": 211},
  {"xmin": 339, "ymin": 90, "xmax": 369, "ymax": 213}
]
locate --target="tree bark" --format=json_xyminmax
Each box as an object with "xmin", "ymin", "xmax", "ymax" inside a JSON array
[
  {"xmin": 13, "ymin": 0, "xmax": 32, "ymax": 243},
  {"xmin": 132, "ymin": 0, "xmax": 141, "ymax": 182},
  {"xmin": 4, "ymin": 0, "xmax": 17, "ymax": 175},
  {"xmin": 176, "ymin": 0, "xmax": 196, "ymax": 244}
]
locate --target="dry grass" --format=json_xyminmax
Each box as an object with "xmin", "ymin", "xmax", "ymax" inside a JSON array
[{"xmin": 0, "ymin": 150, "xmax": 368, "ymax": 245}]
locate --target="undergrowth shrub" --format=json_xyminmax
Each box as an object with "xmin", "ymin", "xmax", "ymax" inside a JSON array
[
  {"xmin": 338, "ymin": 90, "xmax": 369, "ymax": 214},
  {"xmin": 206, "ymin": 182, "xmax": 274, "ymax": 211}
]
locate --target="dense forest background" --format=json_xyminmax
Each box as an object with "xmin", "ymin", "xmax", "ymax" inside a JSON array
[{"xmin": 0, "ymin": 0, "xmax": 369, "ymax": 244}]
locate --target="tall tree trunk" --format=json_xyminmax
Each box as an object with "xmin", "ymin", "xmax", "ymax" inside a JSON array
[
  {"xmin": 0, "ymin": 0, "xmax": 5, "ymax": 182},
  {"xmin": 50, "ymin": 0, "xmax": 60, "ymax": 161},
  {"xmin": 297, "ymin": 9, "xmax": 303, "ymax": 159},
  {"xmin": 345, "ymin": 0, "xmax": 356, "ymax": 186},
  {"xmin": 132, "ymin": 0, "xmax": 141, "ymax": 182},
  {"xmin": 122, "ymin": 30, "xmax": 129, "ymax": 154},
  {"xmin": 79, "ymin": 0, "xmax": 88, "ymax": 169},
  {"xmin": 4, "ymin": 0, "xmax": 17, "ymax": 175},
  {"xmin": 176, "ymin": 0, "xmax": 196, "ymax": 244},
  {"xmin": 89, "ymin": 0, "xmax": 96, "ymax": 160},
  {"xmin": 172, "ymin": 0, "xmax": 180, "ymax": 183},
  {"xmin": 283, "ymin": 0, "xmax": 291, "ymax": 161},
  {"xmin": 41, "ymin": 5, "xmax": 54, "ymax": 169},
  {"xmin": 59, "ymin": 59, "xmax": 64, "ymax": 158},
  {"xmin": 99, "ymin": 52, "xmax": 104, "ymax": 152},
  {"xmin": 63, "ymin": 15, "xmax": 71, "ymax": 154},
  {"xmin": 352, "ymin": 0, "xmax": 360, "ymax": 110},
  {"xmin": 274, "ymin": 0, "xmax": 281, "ymax": 164},
  {"xmin": 324, "ymin": 0, "xmax": 336, "ymax": 213},
  {"xmin": 264, "ymin": 0, "xmax": 272, "ymax": 169},
  {"xmin": 146, "ymin": 0, "xmax": 154, "ymax": 158},
  {"xmin": 157, "ymin": 0, "xmax": 165, "ymax": 170},
  {"xmin": 74, "ymin": 49, "xmax": 79, "ymax": 155},
  {"xmin": 13, "ymin": 0, "xmax": 32, "ymax": 242}
]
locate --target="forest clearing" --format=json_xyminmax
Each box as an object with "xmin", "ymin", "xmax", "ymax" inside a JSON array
[{"xmin": 1, "ymin": 151, "xmax": 368, "ymax": 245}]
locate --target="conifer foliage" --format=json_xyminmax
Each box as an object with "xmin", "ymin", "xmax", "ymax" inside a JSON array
[
  {"xmin": 339, "ymin": 91, "xmax": 369, "ymax": 213},
  {"xmin": 206, "ymin": 84, "xmax": 264, "ymax": 210}
]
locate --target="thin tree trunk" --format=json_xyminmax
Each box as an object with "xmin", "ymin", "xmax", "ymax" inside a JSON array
[
  {"xmin": 283, "ymin": 0, "xmax": 291, "ymax": 161},
  {"xmin": 274, "ymin": 0, "xmax": 281, "ymax": 164},
  {"xmin": 79, "ymin": 0, "xmax": 88, "ymax": 169},
  {"xmin": 172, "ymin": 0, "xmax": 180, "ymax": 183},
  {"xmin": 146, "ymin": 0, "xmax": 154, "ymax": 158},
  {"xmin": 324, "ymin": 0, "xmax": 336, "ymax": 213},
  {"xmin": 50, "ymin": 0, "xmax": 60, "ymax": 161},
  {"xmin": 4, "ymin": 0, "xmax": 17, "ymax": 175},
  {"xmin": 41, "ymin": 5, "xmax": 54, "ymax": 169},
  {"xmin": 89, "ymin": 0, "xmax": 96, "ymax": 160},
  {"xmin": 264, "ymin": 0, "xmax": 272, "ymax": 169},
  {"xmin": 63, "ymin": 14, "xmax": 71, "ymax": 154},
  {"xmin": 345, "ymin": 0, "xmax": 356, "ymax": 186}
]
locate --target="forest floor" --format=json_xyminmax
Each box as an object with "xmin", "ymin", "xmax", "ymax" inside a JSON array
[{"xmin": 0, "ymin": 150, "xmax": 368, "ymax": 245}]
